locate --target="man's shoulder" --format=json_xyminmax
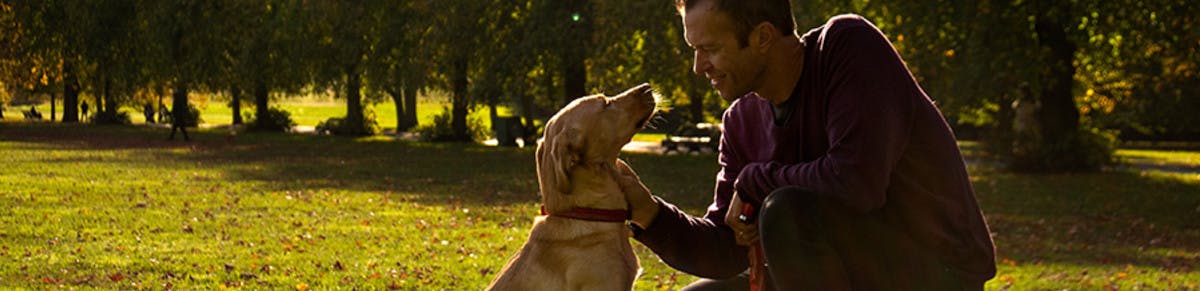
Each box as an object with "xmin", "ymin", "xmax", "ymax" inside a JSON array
[
  {"xmin": 725, "ymin": 94, "xmax": 770, "ymax": 116},
  {"xmin": 813, "ymin": 14, "xmax": 881, "ymax": 44},
  {"xmin": 823, "ymin": 14, "xmax": 874, "ymax": 33}
]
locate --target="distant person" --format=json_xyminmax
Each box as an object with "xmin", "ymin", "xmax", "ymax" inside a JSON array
[
  {"xmin": 26, "ymin": 105, "xmax": 42, "ymax": 120},
  {"xmin": 80, "ymin": 101, "xmax": 89, "ymax": 120},
  {"xmin": 1012, "ymin": 83, "xmax": 1040, "ymax": 157},
  {"xmin": 167, "ymin": 105, "xmax": 190, "ymax": 141},
  {"xmin": 158, "ymin": 103, "xmax": 169, "ymax": 123},
  {"xmin": 143, "ymin": 103, "xmax": 155, "ymax": 124}
]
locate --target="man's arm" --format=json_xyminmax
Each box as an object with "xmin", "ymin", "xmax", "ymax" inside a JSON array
[
  {"xmin": 734, "ymin": 17, "xmax": 915, "ymax": 212},
  {"xmin": 616, "ymin": 136, "xmax": 751, "ymax": 279}
]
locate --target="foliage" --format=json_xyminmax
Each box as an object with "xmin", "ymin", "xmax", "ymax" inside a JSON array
[
  {"xmin": 1, "ymin": 0, "xmax": 1197, "ymax": 170},
  {"xmin": 87, "ymin": 110, "xmax": 131, "ymax": 125},
  {"xmin": 315, "ymin": 114, "xmax": 378, "ymax": 137},
  {"xmin": 170, "ymin": 104, "xmax": 203, "ymax": 128},
  {"xmin": 415, "ymin": 107, "xmax": 488, "ymax": 143},
  {"xmin": 247, "ymin": 107, "xmax": 297, "ymax": 133},
  {"xmin": 1009, "ymin": 128, "xmax": 1118, "ymax": 172}
]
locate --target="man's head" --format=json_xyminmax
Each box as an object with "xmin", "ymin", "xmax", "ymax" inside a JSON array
[{"xmin": 677, "ymin": 0, "xmax": 797, "ymax": 101}]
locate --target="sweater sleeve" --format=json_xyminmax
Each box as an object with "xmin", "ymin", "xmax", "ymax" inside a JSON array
[
  {"xmin": 735, "ymin": 17, "xmax": 914, "ymax": 213},
  {"xmin": 633, "ymin": 115, "xmax": 750, "ymax": 279},
  {"xmin": 634, "ymin": 197, "xmax": 750, "ymax": 279}
]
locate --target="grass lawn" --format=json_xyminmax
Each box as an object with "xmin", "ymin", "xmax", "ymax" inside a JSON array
[
  {"xmin": 1, "ymin": 122, "xmax": 1197, "ymax": 290},
  {"xmin": 3, "ymin": 96, "xmax": 498, "ymax": 131}
]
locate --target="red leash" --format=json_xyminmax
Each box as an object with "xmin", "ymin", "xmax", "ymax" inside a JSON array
[{"xmin": 740, "ymin": 203, "xmax": 768, "ymax": 291}]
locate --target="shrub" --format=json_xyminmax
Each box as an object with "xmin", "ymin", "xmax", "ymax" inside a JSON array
[
  {"xmin": 316, "ymin": 113, "xmax": 378, "ymax": 136},
  {"xmin": 170, "ymin": 105, "xmax": 203, "ymax": 127},
  {"xmin": 248, "ymin": 107, "xmax": 296, "ymax": 132},
  {"xmin": 414, "ymin": 107, "xmax": 488, "ymax": 142},
  {"xmin": 89, "ymin": 110, "xmax": 132, "ymax": 125},
  {"xmin": 1009, "ymin": 127, "xmax": 1117, "ymax": 172}
]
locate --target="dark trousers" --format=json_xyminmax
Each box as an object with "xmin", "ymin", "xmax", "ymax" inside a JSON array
[
  {"xmin": 168, "ymin": 124, "xmax": 190, "ymax": 141},
  {"xmin": 683, "ymin": 186, "xmax": 981, "ymax": 291}
]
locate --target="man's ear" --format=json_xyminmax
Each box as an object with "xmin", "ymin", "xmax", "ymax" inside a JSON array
[
  {"xmin": 751, "ymin": 21, "xmax": 776, "ymax": 52},
  {"xmin": 537, "ymin": 127, "xmax": 579, "ymax": 196}
]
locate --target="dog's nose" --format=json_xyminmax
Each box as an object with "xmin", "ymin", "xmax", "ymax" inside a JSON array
[{"xmin": 631, "ymin": 83, "xmax": 652, "ymax": 97}]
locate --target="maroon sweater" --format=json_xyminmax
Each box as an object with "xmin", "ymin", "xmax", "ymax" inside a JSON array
[{"xmin": 636, "ymin": 15, "xmax": 996, "ymax": 282}]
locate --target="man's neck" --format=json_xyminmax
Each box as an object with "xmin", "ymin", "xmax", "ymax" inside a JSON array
[{"xmin": 755, "ymin": 35, "xmax": 805, "ymax": 105}]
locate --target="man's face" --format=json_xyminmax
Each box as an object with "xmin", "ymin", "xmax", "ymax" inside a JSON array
[{"xmin": 683, "ymin": 1, "xmax": 766, "ymax": 102}]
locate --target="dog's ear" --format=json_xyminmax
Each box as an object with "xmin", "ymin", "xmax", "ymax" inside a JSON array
[{"xmin": 537, "ymin": 127, "xmax": 580, "ymax": 197}]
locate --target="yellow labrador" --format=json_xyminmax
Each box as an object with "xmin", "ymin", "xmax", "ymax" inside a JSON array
[{"xmin": 488, "ymin": 84, "xmax": 656, "ymax": 291}]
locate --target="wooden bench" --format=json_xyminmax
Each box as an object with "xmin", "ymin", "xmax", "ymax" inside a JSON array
[{"xmin": 661, "ymin": 123, "xmax": 721, "ymax": 154}]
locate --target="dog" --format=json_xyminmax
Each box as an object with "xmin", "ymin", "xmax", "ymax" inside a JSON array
[{"xmin": 488, "ymin": 84, "xmax": 656, "ymax": 291}]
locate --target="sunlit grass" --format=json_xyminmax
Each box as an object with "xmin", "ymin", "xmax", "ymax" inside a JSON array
[
  {"xmin": 1, "ymin": 123, "xmax": 1197, "ymax": 290},
  {"xmin": 4, "ymin": 96, "xmax": 498, "ymax": 131}
]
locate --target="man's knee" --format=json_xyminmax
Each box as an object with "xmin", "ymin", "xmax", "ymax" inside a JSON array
[{"xmin": 758, "ymin": 186, "xmax": 825, "ymax": 234}]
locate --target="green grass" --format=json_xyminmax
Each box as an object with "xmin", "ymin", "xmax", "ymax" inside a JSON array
[
  {"xmin": 195, "ymin": 99, "xmax": 496, "ymax": 130},
  {"xmin": 1, "ymin": 122, "xmax": 1197, "ymax": 290},
  {"xmin": 4, "ymin": 97, "xmax": 498, "ymax": 131},
  {"xmin": 631, "ymin": 133, "xmax": 666, "ymax": 143}
]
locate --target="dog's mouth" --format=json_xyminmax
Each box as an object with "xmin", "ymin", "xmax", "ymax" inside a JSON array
[{"xmin": 635, "ymin": 106, "xmax": 656, "ymax": 130}]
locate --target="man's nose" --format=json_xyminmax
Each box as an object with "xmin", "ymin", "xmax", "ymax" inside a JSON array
[{"xmin": 693, "ymin": 52, "xmax": 710, "ymax": 75}]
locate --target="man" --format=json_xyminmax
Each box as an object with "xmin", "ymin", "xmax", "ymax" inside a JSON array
[
  {"xmin": 167, "ymin": 104, "xmax": 190, "ymax": 141},
  {"xmin": 615, "ymin": 0, "xmax": 996, "ymax": 289}
]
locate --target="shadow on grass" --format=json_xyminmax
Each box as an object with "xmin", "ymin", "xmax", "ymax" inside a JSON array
[
  {"xmin": 4, "ymin": 122, "xmax": 1197, "ymax": 275},
  {"xmin": 972, "ymin": 166, "xmax": 1200, "ymax": 272}
]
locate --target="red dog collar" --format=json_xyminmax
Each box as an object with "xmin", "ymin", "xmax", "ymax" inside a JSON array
[{"xmin": 541, "ymin": 205, "xmax": 629, "ymax": 222}]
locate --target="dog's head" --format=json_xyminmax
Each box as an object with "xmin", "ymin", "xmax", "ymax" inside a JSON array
[{"xmin": 537, "ymin": 84, "xmax": 656, "ymax": 212}]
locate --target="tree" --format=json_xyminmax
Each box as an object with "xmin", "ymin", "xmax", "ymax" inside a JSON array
[
  {"xmin": 3, "ymin": 0, "xmax": 86, "ymax": 122},
  {"xmin": 364, "ymin": 0, "xmax": 428, "ymax": 132},
  {"xmin": 423, "ymin": 0, "xmax": 511, "ymax": 141},
  {"xmin": 142, "ymin": 0, "xmax": 227, "ymax": 131}
]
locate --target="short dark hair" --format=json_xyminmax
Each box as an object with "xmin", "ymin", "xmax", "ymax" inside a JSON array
[{"xmin": 676, "ymin": 0, "xmax": 797, "ymax": 48}]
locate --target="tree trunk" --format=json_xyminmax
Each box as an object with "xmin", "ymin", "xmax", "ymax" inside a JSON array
[
  {"xmin": 450, "ymin": 58, "xmax": 471, "ymax": 141},
  {"xmin": 1034, "ymin": 19, "xmax": 1079, "ymax": 140},
  {"xmin": 403, "ymin": 85, "xmax": 418, "ymax": 131},
  {"xmin": 389, "ymin": 85, "xmax": 418, "ymax": 132},
  {"xmin": 518, "ymin": 89, "xmax": 535, "ymax": 142},
  {"xmin": 172, "ymin": 82, "xmax": 189, "ymax": 125},
  {"xmin": 61, "ymin": 61, "xmax": 80, "ymax": 123},
  {"xmin": 563, "ymin": 51, "xmax": 586, "ymax": 102},
  {"xmin": 344, "ymin": 69, "xmax": 367, "ymax": 135},
  {"xmin": 388, "ymin": 88, "xmax": 405, "ymax": 131},
  {"xmin": 157, "ymin": 89, "xmax": 166, "ymax": 123},
  {"xmin": 253, "ymin": 78, "xmax": 269, "ymax": 130},
  {"xmin": 688, "ymin": 75, "xmax": 705, "ymax": 123},
  {"xmin": 561, "ymin": 0, "xmax": 591, "ymax": 104},
  {"xmin": 103, "ymin": 77, "xmax": 117, "ymax": 114},
  {"xmin": 50, "ymin": 92, "xmax": 56, "ymax": 122},
  {"xmin": 230, "ymin": 85, "xmax": 243, "ymax": 125}
]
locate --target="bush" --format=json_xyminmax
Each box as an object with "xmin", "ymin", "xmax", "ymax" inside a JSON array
[
  {"xmin": 1009, "ymin": 127, "xmax": 1117, "ymax": 172},
  {"xmin": 316, "ymin": 113, "xmax": 378, "ymax": 136},
  {"xmin": 414, "ymin": 107, "xmax": 488, "ymax": 142},
  {"xmin": 247, "ymin": 107, "xmax": 296, "ymax": 132},
  {"xmin": 89, "ymin": 110, "xmax": 132, "ymax": 125},
  {"xmin": 164, "ymin": 105, "xmax": 203, "ymax": 127}
]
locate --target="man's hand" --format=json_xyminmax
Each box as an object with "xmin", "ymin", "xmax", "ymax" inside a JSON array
[
  {"xmin": 613, "ymin": 159, "xmax": 659, "ymax": 229},
  {"xmin": 724, "ymin": 193, "xmax": 759, "ymax": 246}
]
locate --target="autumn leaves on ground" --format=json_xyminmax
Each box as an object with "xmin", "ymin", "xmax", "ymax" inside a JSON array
[{"xmin": 1, "ymin": 123, "xmax": 1198, "ymax": 290}]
